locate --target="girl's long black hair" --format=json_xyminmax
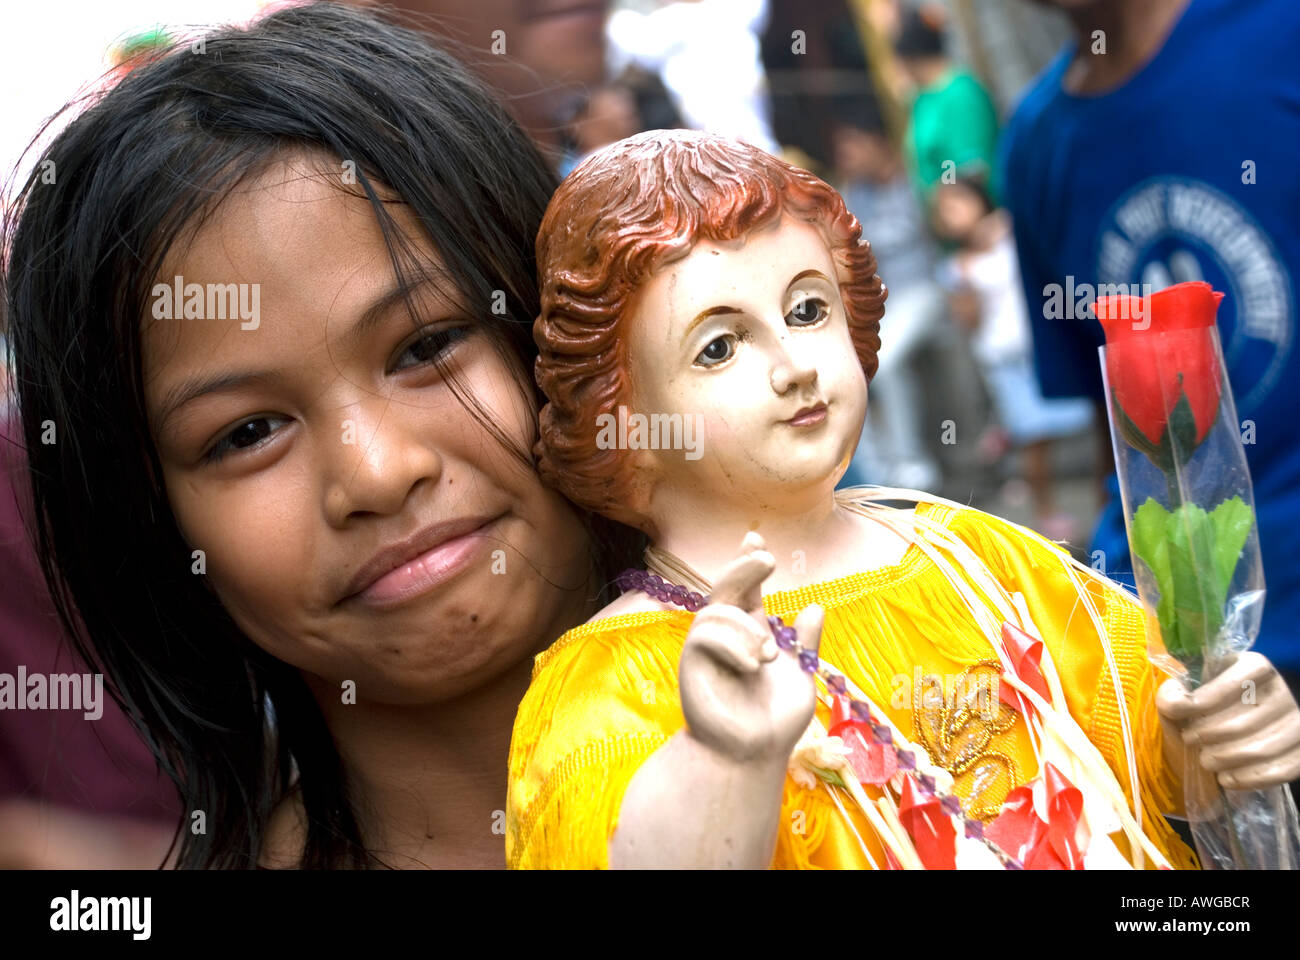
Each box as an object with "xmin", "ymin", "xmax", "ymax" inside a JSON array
[{"xmin": 3, "ymin": 1, "xmax": 641, "ymax": 868}]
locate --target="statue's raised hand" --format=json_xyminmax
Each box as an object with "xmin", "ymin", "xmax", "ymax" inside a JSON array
[{"xmin": 679, "ymin": 531, "xmax": 825, "ymax": 763}]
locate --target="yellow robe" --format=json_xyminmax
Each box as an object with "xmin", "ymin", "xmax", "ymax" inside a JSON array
[{"xmin": 506, "ymin": 500, "xmax": 1199, "ymax": 869}]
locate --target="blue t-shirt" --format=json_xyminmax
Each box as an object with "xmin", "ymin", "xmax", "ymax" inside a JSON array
[{"xmin": 1001, "ymin": 0, "xmax": 1300, "ymax": 671}]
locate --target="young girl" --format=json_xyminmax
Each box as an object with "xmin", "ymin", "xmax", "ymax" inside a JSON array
[
  {"xmin": 3, "ymin": 2, "xmax": 636, "ymax": 869},
  {"xmin": 931, "ymin": 175, "xmax": 1093, "ymax": 543},
  {"xmin": 506, "ymin": 129, "xmax": 1300, "ymax": 869}
]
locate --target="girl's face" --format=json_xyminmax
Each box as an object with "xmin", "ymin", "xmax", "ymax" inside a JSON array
[
  {"xmin": 931, "ymin": 183, "xmax": 984, "ymax": 244},
  {"xmin": 623, "ymin": 215, "xmax": 868, "ymax": 522},
  {"xmin": 143, "ymin": 156, "xmax": 592, "ymax": 705}
]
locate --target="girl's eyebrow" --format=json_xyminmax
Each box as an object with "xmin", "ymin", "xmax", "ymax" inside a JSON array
[
  {"xmin": 157, "ymin": 369, "xmax": 280, "ymax": 428},
  {"xmin": 345, "ymin": 269, "xmax": 456, "ymax": 348},
  {"xmin": 157, "ymin": 271, "xmax": 460, "ymax": 427}
]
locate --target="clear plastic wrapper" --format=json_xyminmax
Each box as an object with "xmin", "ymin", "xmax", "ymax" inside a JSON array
[{"xmin": 1098, "ymin": 284, "xmax": 1300, "ymax": 869}]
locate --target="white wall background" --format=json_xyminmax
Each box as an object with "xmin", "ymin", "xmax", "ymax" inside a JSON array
[{"xmin": 1, "ymin": 0, "xmax": 269, "ymax": 199}]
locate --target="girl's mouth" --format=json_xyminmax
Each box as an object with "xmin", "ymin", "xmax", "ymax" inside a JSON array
[{"xmin": 341, "ymin": 515, "xmax": 503, "ymax": 609}]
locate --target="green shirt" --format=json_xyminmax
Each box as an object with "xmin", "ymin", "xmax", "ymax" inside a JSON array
[{"xmin": 906, "ymin": 68, "xmax": 1001, "ymax": 204}]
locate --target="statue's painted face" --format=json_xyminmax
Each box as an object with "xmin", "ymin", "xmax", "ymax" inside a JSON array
[{"xmin": 623, "ymin": 215, "xmax": 868, "ymax": 513}]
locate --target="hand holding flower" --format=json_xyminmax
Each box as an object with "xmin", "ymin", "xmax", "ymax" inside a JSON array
[{"xmin": 1157, "ymin": 652, "xmax": 1300, "ymax": 790}]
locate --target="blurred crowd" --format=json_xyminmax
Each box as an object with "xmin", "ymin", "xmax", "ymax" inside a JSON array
[{"xmin": 4, "ymin": 0, "xmax": 1299, "ymax": 865}]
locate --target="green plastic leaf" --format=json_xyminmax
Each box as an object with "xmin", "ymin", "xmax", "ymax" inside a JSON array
[
  {"xmin": 1131, "ymin": 498, "xmax": 1178, "ymax": 648},
  {"xmin": 1166, "ymin": 503, "xmax": 1224, "ymax": 657},
  {"xmin": 1207, "ymin": 496, "xmax": 1254, "ymax": 597},
  {"xmin": 1127, "ymin": 496, "xmax": 1255, "ymax": 665},
  {"xmin": 1132, "ymin": 498, "xmax": 1172, "ymax": 578},
  {"xmin": 811, "ymin": 766, "xmax": 846, "ymax": 788}
]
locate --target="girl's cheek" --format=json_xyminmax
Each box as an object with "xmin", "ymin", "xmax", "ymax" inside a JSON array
[{"xmin": 170, "ymin": 474, "xmax": 315, "ymax": 633}]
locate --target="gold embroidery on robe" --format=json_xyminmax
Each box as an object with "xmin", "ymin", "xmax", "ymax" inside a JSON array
[{"xmin": 912, "ymin": 660, "xmax": 1019, "ymax": 820}]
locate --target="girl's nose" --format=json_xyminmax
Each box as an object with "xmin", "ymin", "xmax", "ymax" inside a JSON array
[{"xmin": 323, "ymin": 410, "xmax": 443, "ymax": 525}]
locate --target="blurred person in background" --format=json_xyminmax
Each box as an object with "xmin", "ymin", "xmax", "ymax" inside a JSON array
[
  {"xmin": 558, "ymin": 83, "xmax": 640, "ymax": 177},
  {"xmin": 759, "ymin": 0, "xmax": 886, "ymax": 174},
  {"xmin": 556, "ymin": 66, "xmax": 683, "ymax": 177},
  {"xmin": 832, "ymin": 109, "xmax": 945, "ymax": 492},
  {"xmin": 605, "ymin": 0, "xmax": 778, "ymax": 152},
  {"xmin": 613, "ymin": 63, "xmax": 687, "ymax": 134},
  {"xmin": 380, "ymin": 0, "xmax": 611, "ymax": 157},
  {"xmin": 932, "ymin": 176, "xmax": 1092, "ymax": 542},
  {"xmin": 1002, "ymin": 0, "xmax": 1300, "ymax": 693},
  {"xmin": 894, "ymin": 3, "xmax": 1000, "ymax": 205}
]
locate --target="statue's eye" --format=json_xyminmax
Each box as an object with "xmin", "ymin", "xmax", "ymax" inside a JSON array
[
  {"xmin": 787, "ymin": 297, "xmax": 829, "ymax": 327},
  {"xmin": 694, "ymin": 336, "xmax": 735, "ymax": 367}
]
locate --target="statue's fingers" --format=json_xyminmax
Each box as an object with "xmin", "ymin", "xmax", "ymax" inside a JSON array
[
  {"xmin": 1189, "ymin": 652, "xmax": 1276, "ymax": 716},
  {"xmin": 708, "ymin": 533, "xmax": 773, "ymax": 614},
  {"xmin": 1199, "ymin": 710, "xmax": 1300, "ymax": 773},
  {"xmin": 1217, "ymin": 743, "xmax": 1300, "ymax": 791},
  {"xmin": 791, "ymin": 604, "xmax": 825, "ymax": 662},
  {"xmin": 1184, "ymin": 681, "xmax": 1293, "ymax": 746},
  {"xmin": 685, "ymin": 605, "xmax": 771, "ymax": 674},
  {"xmin": 1156, "ymin": 677, "xmax": 1198, "ymax": 724}
]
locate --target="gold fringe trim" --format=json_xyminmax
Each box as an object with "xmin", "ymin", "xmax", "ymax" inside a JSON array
[
  {"xmin": 508, "ymin": 733, "xmax": 667, "ymax": 869},
  {"xmin": 775, "ymin": 778, "xmax": 835, "ymax": 869}
]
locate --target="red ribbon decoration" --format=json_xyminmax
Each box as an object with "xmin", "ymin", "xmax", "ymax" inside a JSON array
[
  {"xmin": 828, "ymin": 695, "xmax": 898, "ymax": 785},
  {"xmin": 984, "ymin": 783, "xmax": 1046, "ymax": 867},
  {"xmin": 998, "ymin": 620, "xmax": 1051, "ymax": 714},
  {"xmin": 1043, "ymin": 762, "xmax": 1087, "ymax": 869},
  {"xmin": 984, "ymin": 762, "xmax": 1086, "ymax": 870},
  {"xmin": 897, "ymin": 775, "xmax": 957, "ymax": 869}
]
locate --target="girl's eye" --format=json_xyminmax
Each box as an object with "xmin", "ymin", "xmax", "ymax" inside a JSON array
[
  {"xmin": 786, "ymin": 297, "xmax": 829, "ymax": 327},
  {"xmin": 392, "ymin": 325, "xmax": 470, "ymax": 372},
  {"xmin": 694, "ymin": 336, "xmax": 735, "ymax": 367},
  {"xmin": 206, "ymin": 416, "xmax": 286, "ymax": 464}
]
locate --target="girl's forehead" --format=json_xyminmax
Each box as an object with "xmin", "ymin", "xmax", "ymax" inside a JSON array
[
  {"xmin": 157, "ymin": 163, "xmax": 436, "ymax": 307},
  {"xmin": 142, "ymin": 163, "xmax": 446, "ymax": 395},
  {"xmin": 163, "ymin": 154, "xmax": 411, "ymax": 268}
]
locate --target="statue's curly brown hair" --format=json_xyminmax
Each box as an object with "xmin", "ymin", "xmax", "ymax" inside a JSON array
[{"xmin": 533, "ymin": 129, "xmax": 887, "ymax": 529}]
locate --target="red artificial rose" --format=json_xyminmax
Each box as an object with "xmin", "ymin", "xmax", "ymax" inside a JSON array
[{"xmin": 1093, "ymin": 282, "xmax": 1225, "ymax": 450}]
